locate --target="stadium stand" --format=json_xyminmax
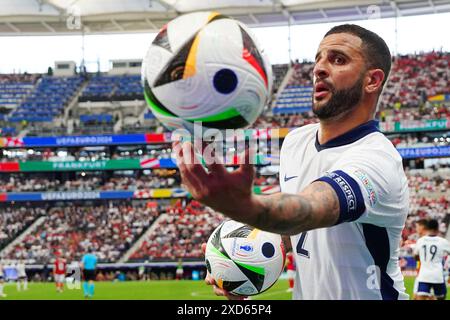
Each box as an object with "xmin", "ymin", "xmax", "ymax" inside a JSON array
[
  {"xmin": 272, "ymin": 63, "xmax": 290, "ymax": 92},
  {"xmin": 9, "ymin": 76, "xmax": 83, "ymax": 123},
  {"xmin": 128, "ymin": 200, "xmax": 223, "ymax": 262},
  {"xmin": 0, "ymin": 52, "xmax": 449, "ymax": 281},
  {"xmin": 379, "ymin": 52, "xmax": 450, "ymax": 112},
  {"xmin": 0, "ymin": 145, "xmax": 174, "ymax": 162},
  {"xmin": 0, "ymin": 171, "xmax": 180, "ymax": 192},
  {"xmin": 79, "ymin": 75, "xmax": 143, "ymax": 102},
  {"xmin": 0, "ymin": 74, "xmax": 38, "ymax": 115},
  {"xmin": 0, "ymin": 206, "xmax": 45, "ymax": 250},
  {"xmin": 4, "ymin": 202, "xmax": 161, "ymax": 263}
]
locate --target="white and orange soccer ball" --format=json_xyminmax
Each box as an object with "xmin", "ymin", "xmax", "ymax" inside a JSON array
[
  {"xmin": 142, "ymin": 11, "xmax": 272, "ymax": 134},
  {"xmin": 205, "ymin": 220, "xmax": 285, "ymax": 296}
]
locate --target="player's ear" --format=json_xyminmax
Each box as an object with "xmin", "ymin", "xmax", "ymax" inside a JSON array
[{"xmin": 365, "ymin": 69, "xmax": 384, "ymax": 94}]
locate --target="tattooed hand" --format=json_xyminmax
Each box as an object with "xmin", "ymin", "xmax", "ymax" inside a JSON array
[{"xmin": 174, "ymin": 140, "xmax": 339, "ymax": 235}]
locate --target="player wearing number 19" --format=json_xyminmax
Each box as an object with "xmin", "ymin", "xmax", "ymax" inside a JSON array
[
  {"xmin": 175, "ymin": 24, "xmax": 409, "ymax": 300},
  {"xmin": 414, "ymin": 219, "xmax": 450, "ymax": 300}
]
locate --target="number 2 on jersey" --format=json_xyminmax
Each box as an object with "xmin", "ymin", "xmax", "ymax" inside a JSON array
[{"xmin": 296, "ymin": 232, "xmax": 310, "ymax": 258}]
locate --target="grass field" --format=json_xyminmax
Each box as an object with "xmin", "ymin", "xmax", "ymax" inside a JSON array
[{"xmin": 1, "ymin": 277, "xmax": 448, "ymax": 300}]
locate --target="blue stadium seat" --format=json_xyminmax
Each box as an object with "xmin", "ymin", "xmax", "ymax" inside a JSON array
[{"xmin": 8, "ymin": 76, "xmax": 83, "ymax": 122}]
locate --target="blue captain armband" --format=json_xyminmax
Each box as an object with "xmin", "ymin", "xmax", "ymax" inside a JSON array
[{"xmin": 315, "ymin": 170, "xmax": 366, "ymax": 225}]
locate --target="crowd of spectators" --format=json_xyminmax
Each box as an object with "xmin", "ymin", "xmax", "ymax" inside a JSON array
[
  {"xmin": 0, "ymin": 171, "xmax": 180, "ymax": 192},
  {"xmin": 0, "ymin": 207, "xmax": 45, "ymax": 250},
  {"xmin": 272, "ymin": 64, "xmax": 290, "ymax": 93},
  {"xmin": 0, "ymin": 73, "xmax": 40, "ymax": 84},
  {"xmin": 269, "ymin": 52, "xmax": 449, "ymax": 126},
  {"xmin": 287, "ymin": 61, "xmax": 314, "ymax": 87},
  {"xmin": 379, "ymin": 52, "xmax": 450, "ymax": 112},
  {"xmin": 1, "ymin": 52, "xmax": 449, "ymax": 267},
  {"xmin": 128, "ymin": 200, "xmax": 223, "ymax": 261},
  {"xmin": 407, "ymin": 172, "xmax": 450, "ymax": 195},
  {"xmin": 401, "ymin": 196, "xmax": 450, "ymax": 252},
  {"xmin": 0, "ymin": 145, "xmax": 174, "ymax": 162},
  {"xmin": 400, "ymin": 166, "xmax": 450, "ymax": 256},
  {"xmin": 389, "ymin": 133, "xmax": 450, "ymax": 148},
  {"xmin": 5, "ymin": 202, "xmax": 162, "ymax": 263},
  {"xmin": 0, "ymin": 52, "xmax": 448, "ymax": 138}
]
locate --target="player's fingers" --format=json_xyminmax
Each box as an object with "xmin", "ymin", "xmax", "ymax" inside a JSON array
[
  {"xmin": 234, "ymin": 144, "xmax": 256, "ymax": 175},
  {"xmin": 204, "ymin": 272, "xmax": 215, "ymax": 286},
  {"xmin": 175, "ymin": 143, "xmax": 203, "ymax": 192},
  {"xmin": 182, "ymin": 142, "xmax": 209, "ymax": 181},
  {"xmin": 206, "ymin": 147, "xmax": 229, "ymax": 177},
  {"xmin": 206, "ymin": 277, "xmax": 246, "ymax": 300},
  {"xmin": 172, "ymin": 140, "xmax": 181, "ymax": 154},
  {"xmin": 212, "ymin": 285, "xmax": 226, "ymax": 296}
]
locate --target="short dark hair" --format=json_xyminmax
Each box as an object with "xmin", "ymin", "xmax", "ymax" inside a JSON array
[
  {"xmin": 416, "ymin": 219, "xmax": 428, "ymax": 228},
  {"xmin": 426, "ymin": 219, "xmax": 439, "ymax": 232},
  {"xmin": 324, "ymin": 24, "xmax": 391, "ymax": 88}
]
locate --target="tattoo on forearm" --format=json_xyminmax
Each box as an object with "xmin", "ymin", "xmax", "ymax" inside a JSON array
[{"xmin": 253, "ymin": 182, "xmax": 339, "ymax": 235}]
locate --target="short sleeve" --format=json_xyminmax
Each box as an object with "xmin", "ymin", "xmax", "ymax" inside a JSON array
[
  {"xmin": 443, "ymin": 239, "xmax": 450, "ymax": 254},
  {"xmin": 316, "ymin": 148, "xmax": 408, "ymax": 228},
  {"xmin": 412, "ymin": 241, "xmax": 420, "ymax": 256}
]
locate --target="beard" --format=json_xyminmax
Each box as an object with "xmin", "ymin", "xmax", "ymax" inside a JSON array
[{"xmin": 312, "ymin": 74, "xmax": 364, "ymax": 121}]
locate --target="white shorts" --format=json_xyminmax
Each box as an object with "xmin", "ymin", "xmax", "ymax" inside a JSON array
[
  {"xmin": 55, "ymin": 274, "xmax": 65, "ymax": 283},
  {"xmin": 176, "ymin": 269, "xmax": 183, "ymax": 275},
  {"xmin": 287, "ymin": 270, "xmax": 296, "ymax": 279}
]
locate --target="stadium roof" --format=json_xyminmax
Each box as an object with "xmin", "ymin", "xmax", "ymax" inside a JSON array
[{"xmin": 0, "ymin": 0, "xmax": 449, "ymax": 36}]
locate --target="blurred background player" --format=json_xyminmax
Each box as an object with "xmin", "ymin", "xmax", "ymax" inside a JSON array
[
  {"xmin": 54, "ymin": 252, "xmax": 67, "ymax": 293},
  {"xmin": 286, "ymin": 251, "xmax": 296, "ymax": 293},
  {"xmin": 138, "ymin": 264, "xmax": 145, "ymax": 281},
  {"xmin": 0, "ymin": 261, "xmax": 6, "ymax": 298},
  {"xmin": 444, "ymin": 255, "xmax": 450, "ymax": 287},
  {"xmin": 138, "ymin": 260, "xmax": 150, "ymax": 281},
  {"xmin": 414, "ymin": 219, "xmax": 450, "ymax": 300},
  {"xmin": 16, "ymin": 259, "xmax": 28, "ymax": 292},
  {"xmin": 81, "ymin": 248, "xmax": 98, "ymax": 299},
  {"xmin": 175, "ymin": 258, "xmax": 184, "ymax": 280},
  {"xmin": 412, "ymin": 219, "xmax": 429, "ymax": 299}
]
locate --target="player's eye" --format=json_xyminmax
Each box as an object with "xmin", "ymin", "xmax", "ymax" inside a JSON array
[{"xmin": 333, "ymin": 56, "xmax": 346, "ymax": 65}]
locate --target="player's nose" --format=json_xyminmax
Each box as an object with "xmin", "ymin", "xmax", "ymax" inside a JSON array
[{"xmin": 313, "ymin": 59, "xmax": 329, "ymax": 80}]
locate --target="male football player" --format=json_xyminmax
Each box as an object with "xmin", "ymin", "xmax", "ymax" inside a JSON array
[
  {"xmin": 414, "ymin": 219, "xmax": 450, "ymax": 300},
  {"xmin": 176, "ymin": 24, "xmax": 409, "ymax": 300}
]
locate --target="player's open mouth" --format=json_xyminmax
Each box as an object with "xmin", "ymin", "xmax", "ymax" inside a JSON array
[{"xmin": 314, "ymin": 82, "xmax": 330, "ymax": 99}]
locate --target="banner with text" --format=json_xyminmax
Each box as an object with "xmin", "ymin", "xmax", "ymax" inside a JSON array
[{"xmin": 0, "ymin": 185, "xmax": 280, "ymax": 202}]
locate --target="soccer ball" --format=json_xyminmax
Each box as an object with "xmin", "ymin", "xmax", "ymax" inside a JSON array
[
  {"xmin": 205, "ymin": 220, "xmax": 285, "ymax": 296},
  {"xmin": 142, "ymin": 11, "xmax": 272, "ymax": 134}
]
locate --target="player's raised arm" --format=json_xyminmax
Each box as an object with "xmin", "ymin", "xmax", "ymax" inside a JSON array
[
  {"xmin": 251, "ymin": 181, "xmax": 340, "ymax": 235},
  {"xmin": 174, "ymin": 140, "xmax": 339, "ymax": 236}
]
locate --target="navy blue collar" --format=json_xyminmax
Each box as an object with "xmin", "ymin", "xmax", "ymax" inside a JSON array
[{"xmin": 315, "ymin": 120, "xmax": 380, "ymax": 152}]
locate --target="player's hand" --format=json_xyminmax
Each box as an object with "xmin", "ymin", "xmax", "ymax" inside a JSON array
[
  {"xmin": 173, "ymin": 140, "xmax": 256, "ymax": 222},
  {"xmin": 201, "ymin": 243, "xmax": 246, "ymax": 300}
]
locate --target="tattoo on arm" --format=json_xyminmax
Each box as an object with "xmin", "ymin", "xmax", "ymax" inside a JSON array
[{"xmin": 251, "ymin": 182, "xmax": 340, "ymax": 235}]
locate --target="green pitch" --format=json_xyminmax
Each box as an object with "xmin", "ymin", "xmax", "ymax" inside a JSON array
[{"xmin": 1, "ymin": 277, "xmax": 448, "ymax": 300}]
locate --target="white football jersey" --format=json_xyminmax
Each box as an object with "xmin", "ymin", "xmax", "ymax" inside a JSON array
[
  {"xmin": 280, "ymin": 121, "xmax": 409, "ymax": 300},
  {"xmin": 414, "ymin": 235, "xmax": 450, "ymax": 284},
  {"xmin": 17, "ymin": 263, "xmax": 26, "ymax": 277}
]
